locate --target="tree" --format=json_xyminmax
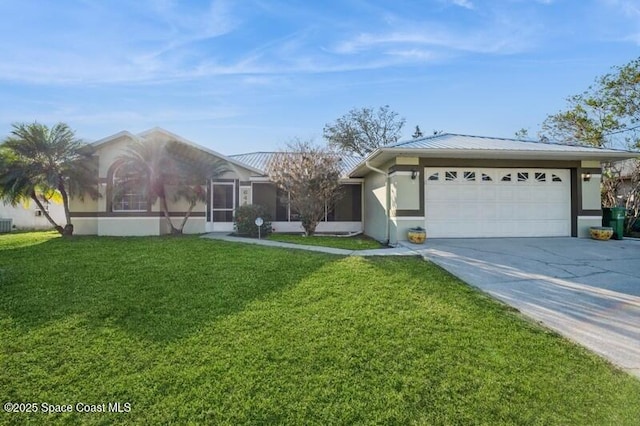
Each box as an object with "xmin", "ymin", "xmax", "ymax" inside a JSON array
[
  {"xmin": 267, "ymin": 139, "xmax": 342, "ymax": 236},
  {"xmin": 600, "ymin": 159, "xmax": 640, "ymax": 234},
  {"xmin": 118, "ymin": 138, "xmax": 176, "ymax": 231},
  {"xmin": 0, "ymin": 122, "xmax": 99, "ymax": 236},
  {"xmin": 412, "ymin": 125, "xmax": 423, "ymax": 139},
  {"xmin": 323, "ymin": 105, "xmax": 405, "ymax": 156},
  {"xmin": 540, "ymin": 57, "xmax": 640, "ymax": 235},
  {"xmin": 118, "ymin": 139, "xmax": 226, "ymax": 234},
  {"xmin": 541, "ymin": 57, "xmax": 640, "ymax": 149},
  {"xmin": 166, "ymin": 141, "xmax": 228, "ymax": 233},
  {"xmin": 514, "ymin": 128, "xmax": 529, "ymax": 140}
]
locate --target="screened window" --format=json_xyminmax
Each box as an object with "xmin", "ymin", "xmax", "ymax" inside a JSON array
[
  {"xmin": 326, "ymin": 184, "xmax": 362, "ymax": 222},
  {"xmin": 252, "ymin": 183, "xmax": 361, "ymax": 222},
  {"xmin": 250, "ymin": 183, "xmax": 299, "ymax": 221},
  {"xmin": 275, "ymin": 189, "xmax": 300, "ymax": 221},
  {"xmin": 112, "ymin": 164, "xmax": 147, "ymax": 212},
  {"xmin": 212, "ymin": 182, "xmax": 234, "ymax": 222}
]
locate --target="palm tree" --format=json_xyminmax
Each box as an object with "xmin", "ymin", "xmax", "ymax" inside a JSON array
[
  {"xmin": 117, "ymin": 138, "xmax": 178, "ymax": 232},
  {"xmin": 118, "ymin": 139, "xmax": 227, "ymax": 234},
  {"xmin": 0, "ymin": 122, "xmax": 99, "ymax": 235},
  {"xmin": 168, "ymin": 141, "xmax": 228, "ymax": 233}
]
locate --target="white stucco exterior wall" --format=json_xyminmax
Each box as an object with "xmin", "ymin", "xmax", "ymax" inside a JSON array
[
  {"xmin": 363, "ymin": 171, "xmax": 388, "ymax": 243},
  {"xmin": 581, "ymin": 174, "xmax": 602, "ymax": 211},
  {"xmin": 390, "ymin": 172, "xmax": 420, "ymax": 211},
  {"xmin": 0, "ymin": 201, "xmax": 65, "ymax": 230}
]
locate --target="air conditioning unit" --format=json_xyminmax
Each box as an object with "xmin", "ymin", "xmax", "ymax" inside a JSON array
[{"xmin": 0, "ymin": 218, "xmax": 12, "ymax": 233}]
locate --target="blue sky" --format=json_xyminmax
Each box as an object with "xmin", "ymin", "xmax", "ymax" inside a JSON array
[{"xmin": 1, "ymin": 0, "xmax": 638, "ymax": 154}]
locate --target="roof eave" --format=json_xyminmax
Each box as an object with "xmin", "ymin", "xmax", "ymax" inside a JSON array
[
  {"xmin": 91, "ymin": 130, "xmax": 139, "ymax": 148},
  {"xmin": 137, "ymin": 128, "xmax": 264, "ymax": 175},
  {"xmin": 348, "ymin": 148, "xmax": 638, "ymax": 177}
]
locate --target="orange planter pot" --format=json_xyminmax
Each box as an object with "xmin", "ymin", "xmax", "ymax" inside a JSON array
[
  {"xmin": 590, "ymin": 226, "xmax": 613, "ymax": 240},
  {"xmin": 407, "ymin": 229, "xmax": 426, "ymax": 244}
]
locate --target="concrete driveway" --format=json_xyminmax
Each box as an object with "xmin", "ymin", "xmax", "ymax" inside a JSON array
[{"xmin": 407, "ymin": 237, "xmax": 640, "ymax": 378}]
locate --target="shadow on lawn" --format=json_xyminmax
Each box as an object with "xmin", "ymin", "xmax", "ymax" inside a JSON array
[{"xmin": 0, "ymin": 236, "xmax": 335, "ymax": 343}]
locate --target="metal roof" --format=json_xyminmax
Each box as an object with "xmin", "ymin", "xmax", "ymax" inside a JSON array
[
  {"xmin": 348, "ymin": 133, "xmax": 638, "ymax": 177},
  {"xmin": 390, "ymin": 133, "xmax": 629, "ymax": 153},
  {"xmin": 229, "ymin": 152, "xmax": 362, "ymax": 177}
]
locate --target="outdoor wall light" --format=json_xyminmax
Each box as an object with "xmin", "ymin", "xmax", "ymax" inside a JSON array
[
  {"xmin": 582, "ymin": 172, "xmax": 592, "ymax": 182},
  {"xmin": 411, "ymin": 170, "xmax": 419, "ymax": 180}
]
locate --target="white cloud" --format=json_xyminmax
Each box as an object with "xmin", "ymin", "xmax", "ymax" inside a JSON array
[
  {"xmin": 385, "ymin": 49, "xmax": 437, "ymax": 61},
  {"xmin": 621, "ymin": 0, "xmax": 640, "ymax": 17},
  {"xmin": 333, "ymin": 25, "xmax": 533, "ymax": 56},
  {"xmin": 0, "ymin": 0, "xmax": 245, "ymax": 85},
  {"xmin": 0, "ymin": 0, "xmax": 550, "ymax": 85},
  {"xmin": 596, "ymin": 0, "xmax": 640, "ymax": 44},
  {"xmin": 450, "ymin": 0, "xmax": 474, "ymax": 9}
]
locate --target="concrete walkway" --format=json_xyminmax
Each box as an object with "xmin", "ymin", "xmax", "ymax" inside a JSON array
[
  {"xmin": 202, "ymin": 233, "xmax": 416, "ymax": 256},
  {"xmin": 203, "ymin": 233, "xmax": 640, "ymax": 378}
]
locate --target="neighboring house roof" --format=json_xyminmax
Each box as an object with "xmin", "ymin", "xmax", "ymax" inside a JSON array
[
  {"xmin": 349, "ymin": 133, "xmax": 639, "ymax": 177},
  {"xmin": 229, "ymin": 152, "xmax": 362, "ymax": 178},
  {"xmin": 91, "ymin": 127, "xmax": 264, "ymax": 175},
  {"xmin": 614, "ymin": 158, "xmax": 639, "ymax": 179}
]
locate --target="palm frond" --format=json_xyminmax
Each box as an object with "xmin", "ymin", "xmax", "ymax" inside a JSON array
[{"xmin": 0, "ymin": 121, "xmax": 98, "ymax": 234}]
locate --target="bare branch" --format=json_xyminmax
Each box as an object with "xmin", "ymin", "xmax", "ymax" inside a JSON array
[{"xmin": 267, "ymin": 139, "xmax": 343, "ymax": 236}]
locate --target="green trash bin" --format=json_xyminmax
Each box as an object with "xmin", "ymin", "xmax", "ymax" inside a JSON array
[
  {"xmin": 602, "ymin": 207, "xmax": 612, "ymax": 227},
  {"xmin": 609, "ymin": 207, "xmax": 626, "ymax": 240}
]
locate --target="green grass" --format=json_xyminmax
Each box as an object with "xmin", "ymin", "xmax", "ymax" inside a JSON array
[
  {"xmin": 1, "ymin": 232, "xmax": 639, "ymax": 425},
  {"xmin": 267, "ymin": 233, "xmax": 384, "ymax": 250}
]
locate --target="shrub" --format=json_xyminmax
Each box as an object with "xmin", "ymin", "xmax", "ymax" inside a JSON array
[{"xmin": 234, "ymin": 204, "xmax": 273, "ymax": 238}]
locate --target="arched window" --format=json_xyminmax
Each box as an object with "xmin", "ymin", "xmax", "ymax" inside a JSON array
[{"xmin": 111, "ymin": 163, "xmax": 147, "ymax": 212}]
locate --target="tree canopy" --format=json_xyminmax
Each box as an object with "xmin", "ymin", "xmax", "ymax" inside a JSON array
[
  {"xmin": 539, "ymin": 57, "xmax": 640, "ymax": 235},
  {"xmin": 0, "ymin": 122, "xmax": 99, "ymax": 235},
  {"xmin": 323, "ymin": 105, "xmax": 405, "ymax": 156},
  {"xmin": 118, "ymin": 139, "xmax": 227, "ymax": 234},
  {"xmin": 541, "ymin": 57, "xmax": 640, "ymax": 149},
  {"xmin": 267, "ymin": 139, "xmax": 342, "ymax": 236}
]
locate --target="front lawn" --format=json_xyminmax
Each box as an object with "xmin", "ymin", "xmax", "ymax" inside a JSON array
[
  {"xmin": 1, "ymin": 232, "xmax": 639, "ymax": 425},
  {"xmin": 267, "ymin": 233, "xmax": 384, "ymax": 250}
]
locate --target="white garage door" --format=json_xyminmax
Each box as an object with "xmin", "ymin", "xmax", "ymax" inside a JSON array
[{"xmin": 425, "ymin": 168, "xmax": 571, "ymax": 238}]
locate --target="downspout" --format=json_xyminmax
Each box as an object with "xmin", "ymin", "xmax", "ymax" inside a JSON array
[{"xmin": 365, "ymin": 161, "xmax": 391, "ymax": 245}]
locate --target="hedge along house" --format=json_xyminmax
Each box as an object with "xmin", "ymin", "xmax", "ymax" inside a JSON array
[
  {"xmin": 348, "ymin": 134, "xmax": 636, "ymax": 244},
  {"xmin": 69, "ymin": 128, "xmax": 364, "ymax": 236}
]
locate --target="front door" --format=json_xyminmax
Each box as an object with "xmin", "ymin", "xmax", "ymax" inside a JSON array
[{"xmin": 210, "ymin": 181, "xmax": 235, "ymax": 232}]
